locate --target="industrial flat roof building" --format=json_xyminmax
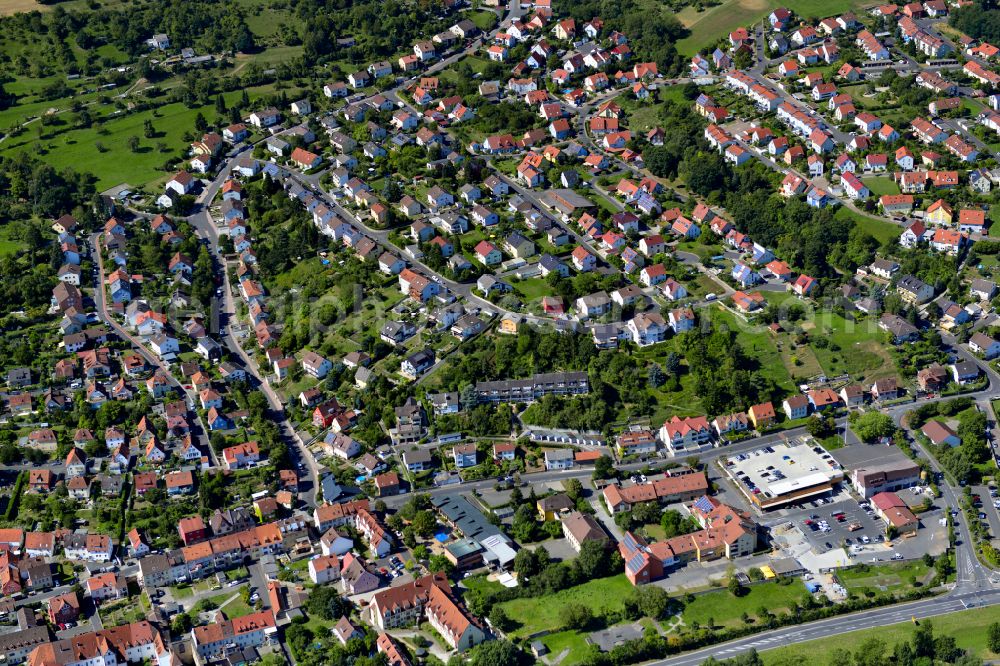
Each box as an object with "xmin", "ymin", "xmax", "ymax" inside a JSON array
[{"xmin": 722, "ymin": 440, "xmax": 845, "ymax": 510}]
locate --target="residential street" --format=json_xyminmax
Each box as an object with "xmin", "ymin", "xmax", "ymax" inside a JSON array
[{"xmin": 90, "ymin": 233, "xmax": 218, "ymax": 467}]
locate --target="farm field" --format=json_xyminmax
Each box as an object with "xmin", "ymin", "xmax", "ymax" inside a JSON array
[
  {"xmin": 0, "ymin": 0, "xmax": 130, "ymax": 13},
  {"xmin": 675, "ymin": 0, "xmax": 870, "ymax": 56},
  {"xmin": 0, "ymin": 0, "xmax": 46, "ymax": 15}
]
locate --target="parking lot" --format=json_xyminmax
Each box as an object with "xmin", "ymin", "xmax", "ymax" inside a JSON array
[
  {"xmin": 766, "ymin": 481, "xmax": 948, "ymax": 563},
  {"xmin": 971, "ymin": 485, "xmax": 1000, "ymax": 545},
  {"xmin": 372, "ymin": 550, "xmax": 413, "ymax": 581},
  {"xmin": 539, "ymin": 538, "xmax": 581, "ymax": 563},
  {"xmin": 773, "ymin": 495, "xmax": 887, "ymax": 554},
  {"xmin": 709, "ymin": 468, "xmax": 759, "ymax": 515}
]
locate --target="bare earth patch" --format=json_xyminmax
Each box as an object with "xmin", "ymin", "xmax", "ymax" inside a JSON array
[
  {"xmin": 0, "ymin": 0, "xmax": 46, "ymax": 16},
  {"xmin": 676, "ymin": 0, "xmax": 770, "ymax": 27}
]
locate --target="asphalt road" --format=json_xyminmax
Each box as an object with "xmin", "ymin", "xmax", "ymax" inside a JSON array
[
  {"xmin": 182, "ymin": 159, "xmax": 322, "ymax": 509},
  {"xmin": 378, "ymin": 420, "xmax": 826, "ymax": 510},
  {"xmin": 651, "ymin": 587, "xmax": 1000, "ymax": 666}
]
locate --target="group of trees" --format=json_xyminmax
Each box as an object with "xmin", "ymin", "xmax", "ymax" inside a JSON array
[
  {"xmin": 677, "ymin": 324, "xmax": 779, "ymax": 417},
  {"xmin": 124, "ymin": 219, "xmax": 216, "ymax": 307},
  {"xmin": 934, "ymin": 407, "xmax": 992, "ymax": 484},
  {"xmin": 305, "ymin": 585, "xmax": 349, "ymax": 621},
  {"xmin": 564, "ymin": 0, "xmax": 689, "ymax": 73},
  {"xmin": 23, "ymin": 0, "xmax": 256, "ymax": 58},
  {"xmin": 911, "ymin": 398, "xmax": 989, "ymax": 483},
  {"xmin": 643, "ymin": 96, "xmax": 710, "ymax": 182},
  {"xmin": 245, "ymin": 178, "xmax": 323, "ymax": 280},
  {"xmin": 817, "ymin": 620, "xmax": 981, "ymax": 666},
  {"xmin": 298, "ymin": 0, "xmax": 451, "ymax": 65},
  {"xmin": 850, "ymin": 411, "xmax": 897, "ymax": 443},
  {"xmin": 433, "ymin": 403, "xmax": 514, "ymax": 438},
  {"xmin": 434, "ymin": 320, "xmax": 784, "ymax": 434},
  {"xmin": 614, "ymin": 501, "xmax": 698, "ymax": 536},
  {"xmin": 0, "ymin": 155, "xmax": 101, "ymax": 312},
  {"xmin": 285, "ymin": 620, "xmax": 383, "ymax": 666},
  {"xmin": 951, "ymin": 2, "xmax": 1000, "ymax": 44},
  {"xmin": 466, "ymin": 542, "xmax": 620, "ymax": 623}
]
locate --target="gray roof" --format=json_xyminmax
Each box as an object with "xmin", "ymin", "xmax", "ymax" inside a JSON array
[
  {"xmin": 545, "ymin": 448, "xmax": 574, "ymax": 461},
  {"xmin": 870, "ymin": 258, "xmax": 898, "ymax": 273},
  {"xmin": 402, "ymin": 448, "xmax": 433, "ymax": 464},
  {"xmin": 953, "ymin": 360, "xmax": 980, "ymax": 376},
  {"xmin": 972, "ymin": 278, "xmax": 996, "ymax": 295},
  {"xmin": 431, "ymin": 493, "xmax": 505, "ymax": 542},
  {"xmin": 897, "ymin": 274, "xmax": 929, "ymax": 294}
]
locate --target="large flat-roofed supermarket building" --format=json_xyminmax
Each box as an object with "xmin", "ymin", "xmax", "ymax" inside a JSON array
[{"xmin": 722, "ymin": 440, "xmax": 845, "ymax": 510}]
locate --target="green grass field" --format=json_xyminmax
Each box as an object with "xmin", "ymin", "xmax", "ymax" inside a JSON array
[
  {"xmin": 498, "ymin": 575, "xmax": 636, "ymax": 636},
  {"xmin": 836, "ymin": 561, "xmax": 931, "ymax": 595},
  {"xmin": 512, "ymin": 278, "xmax": 552, "ymax": 302},
  {"xmin": 760, "ymin": 606, "xmax": 1000, "ymax": 665},
  {"xmin": 803, "ymin": 311, "xmax": 895, "ymax": 383},
  {"xmin": 169, "ymin": 584, "xmax": 196, "ymax": 599},
  {"xmin": 712, "ymin": 306, "xmax": 797, "ymax": 393},
  {"xmin": 681, "ymin": 582, "xmax": 812, "ymax": 629},
  {"xmin": 623, "ymin": 100, "xmax": 666, "ymax": 133},
  {"xmin": 2, "ymin": 101, "xmax": 215, "ymax": 189},
  {"xmin": 540, "ymin": 630, "xmax": 595, "ymax": 664},
  {"xmin": 865, "ymin": 176, "xmax": 900, "ymax": 197},
  {"xmin": 469, "ymin": 10, "xmax": 498, "ymax": 31},
  {"xmin": 0, "ymin": 239, "xmax": 24, "ymax": 257},
  {"xmin": 1, "ymin": 84, "xmax": 298, "ymax": 189},
  {"xmin": 498, "ymin": 578, "xmax": 816, "ymax": 661},
  {"xmin": 99, "ymin": 597, "xmax": 146, "ymax": 626},
  {"xmin": 239, "ymin": 0, "xmax": 296, "ymax": 39},
  {"xmin": 834, "ymin": 206, "xmax": 901, "ymax": 245},
  {"xmin": 619, "ymin": 86, "xmax": 691, "ymax": 133},
  {"xmin": 207, "ymin": 591, "xmax": 254, "ymax": 619}
]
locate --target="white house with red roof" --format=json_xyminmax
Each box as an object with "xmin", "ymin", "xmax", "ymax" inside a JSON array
[
  {"xmin": 659, "ymin": 416, "xmax": 713, "ymax": 453},
  {"xmin": 571, "ymin": 246, "xmax": 596, "ymax": 272},
  {"xmin": 793, "ymin": 274, "xmax": 818, "ymax": 296}
]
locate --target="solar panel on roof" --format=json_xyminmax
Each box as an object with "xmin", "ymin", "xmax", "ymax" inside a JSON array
[
  {"xmin": 693, "ymin": 495, "xmax": 715, "ymax": 513},
  {"xmin": 626, "ymin": 552, "xmax": 647, "ymax": 573}
]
